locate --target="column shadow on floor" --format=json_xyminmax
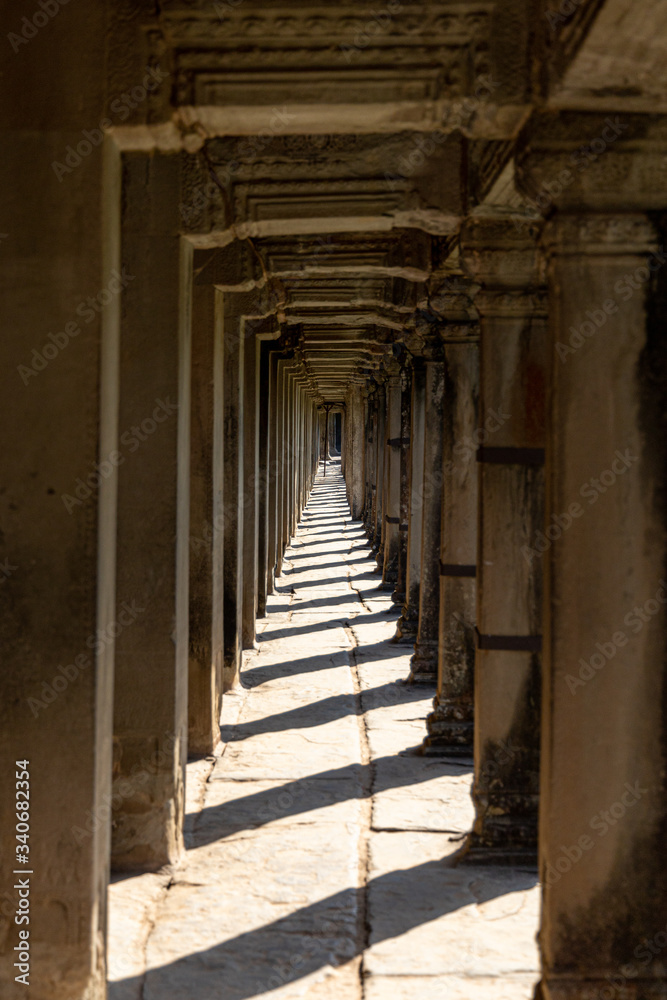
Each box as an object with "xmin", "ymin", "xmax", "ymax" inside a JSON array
[{"xmin": 111, "ymin": 861, "xmax": 536, "ymax": 1000}]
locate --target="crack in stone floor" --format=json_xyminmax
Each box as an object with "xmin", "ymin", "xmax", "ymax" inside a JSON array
[{"xmin": 108, "ymin": 467, "xmax": 540, "ymax": 1000}]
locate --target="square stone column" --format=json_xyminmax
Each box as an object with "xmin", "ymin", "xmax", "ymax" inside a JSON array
[
  {"xmin": 459, "ymin": 215, "xmax": 547, "ymax": 864},
  {"xmin": 372, "ymin": 383, "xmax": 386, "ymax": 553},
  {"xmin": 392, "ymin": 364, "xmax": 412, "ymax": 607},
  {"xmin": 379, "ymin": 370, "xmax": 402, "ymax": 586},
  {"xmin": 242, "ymin": 322, "xmax": 259, "ymax": 650},
  {"xmin": 0, "ymin": 11, "xmax": 115, "ymax": 991},
  {"xmin": 188, "ymin": 280, "xmax": 225, "ymax": 755},
  {"xmin": 540, "ymin": 211, "xmax": 666, "ymax": 1000},
  {"xmin": 363, "ymin": 389, "xmax": 378, "ymax": 535},
  {"xmin": 273, "ymin": 358, "xmax": 291, "ymax": 578},
  {"xmin": 424, "ymin": 329, "xmax": 479, "ymax": 753},
  {"xmin": 396, "ymin": 358, "xmax": 426, "ymax": 641},
  {"xmin": 516, "ymin": 112, "xmax": 667, "ymax": 998},
  {"xmin": 409, "ymin": 355, "xmax": 445, "ymax": 681},
  {"xmin": 222, "ymin": 310, "xmax": 245, "ymax": 690},
  {"xmin": 345, "ymin": 383, "xmax": 366, "ymax": 519},
  {"xmin": 112, "ymin": 152, "xmax": 189, "ymax": 871},
  {"xmin": 256, "ymin": 342, "xmax": 272, "ymax": 615}
]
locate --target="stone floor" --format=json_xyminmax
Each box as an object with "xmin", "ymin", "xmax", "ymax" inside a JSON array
[{"xmin": 108, "ymin": 465, "xmax": 540, "ymax": 1000}]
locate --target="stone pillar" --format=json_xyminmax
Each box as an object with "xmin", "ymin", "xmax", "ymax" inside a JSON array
[
  {"xmin": 380, "ymin": 369, "xmax": 402, "ymax": 587},
  {"xmin": 346, "ymin": 383, "xmax": 366, "ymax": 519},
  {"xmin": 285, "ymin": 370, "xmax": 296, "ymax": 543},
  {"xmin": 409, "ymin": 353, "xmax": 445, "ymax": 681},
  {"xmin": 372, "ymin": 383, "xmax": 386, "ymax": 553},
  {"xmin": 242, "ymin": 324, "xmax": 259, "ymax": 649},
  {"xmin": 424, "ymin": 331, "xmax": 479, "ymax": 754},
  {"xmin": 457, "ymin": 217, "xmax": 546, "ymax": 864},
  {"xmin": 112, "ymin": 152, "xmax": 189, "ymax": 870},
  {"xmin": 363, "ymin": 389, "xmax": 377, "ymax": 533},
  {"xmin": 274, "ymin": 358, "xmax": 289, "ymax": 577},
  {"xmin": 0, "ymin": 11, "xmax": 114, "ymax": 992},
  {"xmin": 188, "ymin": 280, "xmax": 224, "ymax": 755},
  {"xmin": 518, "ymin": 110, "xmax": 667, "ymax": 998},
  {"xmin": 392, "ymin": 364, "xmax": 412, "ymax": 607},
  {"xmin": 222, "ymin": 309, "xmax": 245, "ymax": 689},
  {"xmin": 362, "ymin": 386, "xmax": 375, "ymax": 535},
  {"xmin": 256, "ymin": 342, "xmax": 272, "ymax": 615},
  {"xmin": 396, "ymin": 358, "xmax": 426, "ymax": 641}
]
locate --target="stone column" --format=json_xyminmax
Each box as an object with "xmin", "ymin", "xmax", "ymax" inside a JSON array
[
  {"xmin": 242, "ymin": 324, "xmax": 259, "ymax": 649},
  {"xmin": 372, "ymin": 383, "xmax": 386, "ymax": 554},
  {"xmin": 285, "ymin": 370, "xmax": 297, "ymax": 542},
  {"xmin": 380, "ymin": 369, "xmax": 402, "ymax": 587},
  {"xmin": 363, "ymin": 389, "xmax": 377, "ymax": 534},
  {"xmin": 0, "ymin": 12, "xmax": 114, "ymax": 991},
  {"xmin": 517, "ymin": 111, "xmax": 667, "ymax": 998},
  {"xmin": 222, "ymin": 309, "xmax": 245, "ymax": 689},
  {"xmin": 396, "ymin": 358, "xmax": 426, "ymax": 641},
  {"xmin": 265, "ymin": 351, "xmax": 279, "ymax": 595},
  {"xmin": 424, "ymin": 330, "xmax": 479, "ymax": 754},
  {"xmin": 362, "ymin": 386, "xmax": 375, "ymax": 534},
  {"xmin": 256, "ymin": 341, "xmax": 272, "ymax": 615},
  {"xmin": 112, "ymin": 152, "xmax": 189, "ymax": 870},
  {"xmin": 392, "ymin": 364, "xmax": 412, "ymax": 607},
  {"xmin": 274, "ymin": 358, "xmax": 289, "ymax": 577},
  {"xmin": 346, "ymin": 383, "xmax": 366, "ymax": 519},
  {"xmin": 457, "ymin": 216, "xmax": 546, "ymax": 864},
  {"xmin": 188, "ymin": 279, "xmax": 224, "ymax": 755},
  {"xmin": 409, "ymin": 351, "xmax": 445, "ymax": 681}
]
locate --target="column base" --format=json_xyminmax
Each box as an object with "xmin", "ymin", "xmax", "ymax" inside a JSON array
[
  {"xmin": 391, "ymin": 585, "xmax": 406, "ymax": 606},
  {"xmin": 393, "ymin": 608, "xmax": 418, "ymax": 642},
  {"xmin": 422, "ymin": 702, "xmax": 474, "ymax": 754},
  {"xmin": 381, "ymin": 555, "xmax": 398, "ymax": 588},
  {"xmin": 408, "ymin": 640, "xmax": 438, "ymax": 682},
  {"xmin": 461, "ymin": 796, "xmax": 538, "ymax": 867},
  {"xmin": 458, "ymin": 838, "xmax": 538, "ymax": 868},
  {"xmin": 111, "ymin": 736, "xmax": 185, "ymax": 872}
]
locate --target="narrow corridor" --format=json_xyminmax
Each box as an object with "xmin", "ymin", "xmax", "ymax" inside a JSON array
[{"xmin": 109, "ymin": 469, "xmax": 539, "ymax": 1000}]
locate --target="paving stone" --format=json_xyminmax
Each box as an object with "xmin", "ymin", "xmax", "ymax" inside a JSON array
[{"xmin": 107, "ymin": 474, "xmax": 539, "ymax": 1000}]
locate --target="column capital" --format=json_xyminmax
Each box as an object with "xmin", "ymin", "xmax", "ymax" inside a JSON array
[
  {"xmin": 460, "ymin": 213, "xmax": 546, "ymax": 319},
  {"xmin": 543, "ymin": 211, "xmax": 660, "ymax": 257},
  {"xmin": 515, "ymin": 110, "xmax": 667, "ymax": 213},
  {"xmin": 461, "ymin": 213, "xmax": 545, "ymax": 290}
]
